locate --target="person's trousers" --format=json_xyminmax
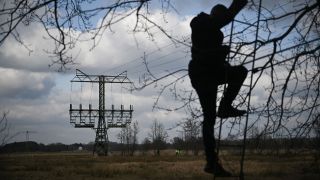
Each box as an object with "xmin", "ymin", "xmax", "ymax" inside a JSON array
[{"xmin": 189, "ymin": 64, "xmax": 248, "ymax": 164}]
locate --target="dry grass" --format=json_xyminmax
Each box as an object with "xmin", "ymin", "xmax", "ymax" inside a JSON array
[{"xmin": 0, "ymin": 151, "xmax": 319, "ymax": 180}]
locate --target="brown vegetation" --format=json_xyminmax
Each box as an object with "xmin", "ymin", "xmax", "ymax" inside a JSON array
[{"xmin": 0, "ymin": 151, "xmax": 319, "ymax": 180}]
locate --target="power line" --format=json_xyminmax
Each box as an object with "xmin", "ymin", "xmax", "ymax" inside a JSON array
[
  {"xmin": 108, "ymin": 43, "xmax": 189, "ymax": 76},
  {"xmin": 100, "ymin": 0, "xmax": 314, "ymax": 87},
  {"xmin": 129, "ymin": 54, "xmax": 188, "ymax": 76}
]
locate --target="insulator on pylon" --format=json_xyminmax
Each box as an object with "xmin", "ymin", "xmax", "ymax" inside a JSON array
[{"xmin": 69, "ymin": 69, "xmax": 134, "ymax": 155}]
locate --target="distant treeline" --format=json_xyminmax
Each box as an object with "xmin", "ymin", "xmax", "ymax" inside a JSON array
[
  {"xmin": 0, "ymin": 141, "xmax": 89, "ymax": 153},
  {"xmin": 0, "ymin": 137, "xmax": 319, "ymax": 154},
  {"xmin": 0, "ymin": 141, "xmax": 152, "ymax": 154},
  {"xmin": 0, "ymin": 141, "xmax": 134, "ymax": 153}
]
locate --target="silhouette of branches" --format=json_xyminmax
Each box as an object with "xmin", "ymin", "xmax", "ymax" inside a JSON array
[
  {"xmin": 136, "ymin": 0, "xmax": 320, "ymax": 142},
  {"xmin": 0, "ymin": 0, "xmax": 180, "ymax": 71},
  {"xmin": 0, "ymin": 111, "xmax": 20, "ymax": 146},
  {"xmin": 1, "ymin": 0, "xmax": 319, "ymax": 145},
  {"xmin": 242, "ymin": 0, "xmax": 320, "ymax": 138}
]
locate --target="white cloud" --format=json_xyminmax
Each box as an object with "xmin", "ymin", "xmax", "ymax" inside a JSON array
[
  {"xmin": 0, "ymin": 23, "xmax": 58, "ymax": 72},
  {"xmin": 2, "ymin": 1, "xmax": 299, "ymax": 145},
  {"xmin": 0, "ymin": 67, "xmax": 55, "ymax": 99},
  {"xmin": 0, "ymin": 9, "xmax": 194, "ymax": 144}
]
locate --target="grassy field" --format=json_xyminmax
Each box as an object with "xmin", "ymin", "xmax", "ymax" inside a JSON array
[{"xmin": 0, "ymin": 150, "xmax": 319, "ymax": 180}]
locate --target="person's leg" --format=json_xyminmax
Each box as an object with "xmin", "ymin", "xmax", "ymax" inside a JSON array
[
  {"xmin": 189, "ymin": 61, "xmax": 218, "ymax": 162},
  {"xmin": 189, "ymin": 61, "xmax": 231, "ymax": 176},
  {"xmin": 195, "ymin": 86, "xmax": 231, "ymax": 176},
  {"xmin": 218, "ymin": 65, "xmax": 248, "ymax": 118},
  {"xmin": 195, "ymin": 87, "xmax": 218, "ymax": 166}
]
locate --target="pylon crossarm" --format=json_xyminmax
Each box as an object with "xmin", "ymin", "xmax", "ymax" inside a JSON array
[
  {"xmin": 70, "ymin": 108, "xmax": 133, "ymax": 127},
  {"xmin": 69, "ymin": 69, "xmax": 134, "ymax": 156},
  {"xmin": 71, "ymin": 69, "xmax": 132, "ymax": 83}
]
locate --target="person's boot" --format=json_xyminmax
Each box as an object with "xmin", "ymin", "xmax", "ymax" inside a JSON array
[
  {"xmin": 204, "ymin": 161, "xmax": 232, "ymax": 177},
  {"xmin": 217, "ymin": 103, "xmax": 246, "ymax": 118}
]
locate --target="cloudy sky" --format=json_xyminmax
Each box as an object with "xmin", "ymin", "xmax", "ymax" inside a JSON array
[{"xmin": 0, "ymin": 0, "xmax": 311, "ymax": 145}]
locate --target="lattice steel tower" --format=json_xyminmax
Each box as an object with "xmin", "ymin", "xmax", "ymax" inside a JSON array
[{"xmin": 69, "ymin": 69, "xmax": 133, "ymax": 155}]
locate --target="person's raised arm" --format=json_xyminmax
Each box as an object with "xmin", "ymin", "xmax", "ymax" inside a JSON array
[
  {"xmin": 220, "ymin": 0, "xmax": 248, "ymax": 28},
  {"xmin": 228, "ymin": 0, "xmax": 248, "ymax": 22}
]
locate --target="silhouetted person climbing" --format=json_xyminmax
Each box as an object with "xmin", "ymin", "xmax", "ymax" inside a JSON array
[{"xmin": 188, "ymin": 0, "xmax": 248, "ymax": 176}]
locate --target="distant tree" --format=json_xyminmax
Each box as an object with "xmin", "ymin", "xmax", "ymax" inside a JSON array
[
  {"xmin": 0, "ymin": 111, "xmax": 10, "ymax": 146},
  {"xmin": 313, "ymin": 114, "xmax": 320, "ymax": 160},
  {"xmin": 117, "ymin": 126, "xmax": 126, "ymax": 155},
  {"xmin": 314, "ymin": 114, "xmax": 320, "ymax": 139},
  {"xmin": 141, "ymin": 137, "xmax": 151, "ymax": 155},
  {"xmin": 117, "ymin": 124, "xmax": 132, "ymax": 155},
  {"xmin": 131, "ymin": 121, "xmax": 139, "ymax": 156},
  {"xmin": 247, "ymin": 125, "xmax": 261, "ymax": 152},
  {"xmin": 148, "ymin": 119, "xmax": 168, "ymax": 156},
  {"xmin": 182, "ymin": 118, "xmax": 201, "ymax": 155},
  {"xmin": 0, "ymin": 111, "xmax": 19, "ymax": 147},
  {"xmin": 171, "ymin": 136, "xmax": 184, "ymax": 152},
  {"xmin": 117, "ymin": 121, "xmax": 139, "ymax": 156}
]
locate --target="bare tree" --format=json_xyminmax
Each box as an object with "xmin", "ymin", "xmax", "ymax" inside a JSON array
[
  {"xmin": 148, "ymin": 119, "xmax": 168, "ymax": 155},
  {"xmin": 0, "ymin": 0, "xmax": 184, "ymax": 71},
  {"xmin": 0, "ymin": 111, "xmax": 19, "ymax": 147},
  {"xmin": 182, "ymin": 118, "xmax": 201, "ymax": 155},
  {"xmin": 131, "ymin": 121, "xmax": 139, "ymax": 155},
  {"xmin": 141, "ymin": 137, "xmax": 151, "ymax": 155},
  {"xmin": 1, "ymin": 0, "xmax": 319, "ymax": 151},
  {"xmin": 117, "ymin": 126, "xmax": 127, "ymax": 155},
  {"xmin": 314, "ymin": 114, "xmax": 320, "ymax": 138},
  {"xmin": 117, "ymin": 120, "xmax": 139, "ymax": 155},
  {"xmin": 312, "ymin": 113, "xmax": 320, "ymax": 160},
  {"xmin": 239, "ymin": 0, "xmax": 320, "ymax": 138},
  {"xmin": 247, "ymin": 125, "xmax": 260, "ymax": 152},
  {"xmin": 142, "ymin": 0, "xmax": 320, "ymax": 146},
  {"xmin": 0, "ymin": 111, "xmax": 10, "ymax": 146},
  {"xmin": 171, "ymin": 136, "xmax": 184, "ymax": 152}
]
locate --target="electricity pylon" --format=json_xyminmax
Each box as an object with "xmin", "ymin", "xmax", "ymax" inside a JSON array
[
  {"xmin": 25, "ymin": 130, "xmax": 37, "ymax": 141},
  {"xmin": 69, "ymin": 69, "xmax": 133, "ymax": 155}
]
